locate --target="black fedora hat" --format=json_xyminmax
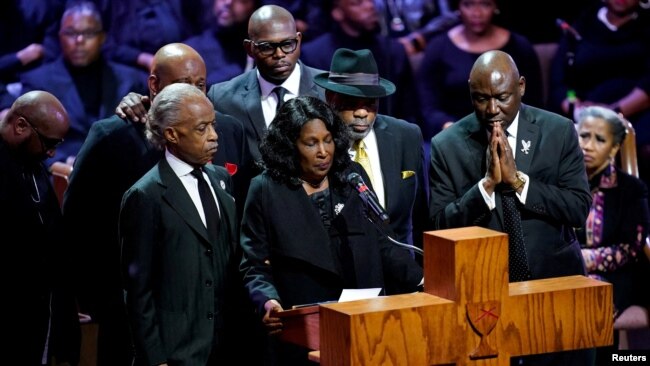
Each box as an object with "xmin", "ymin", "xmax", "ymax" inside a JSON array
[{"xmin": 314, "ymin": 48, "xmax": 396, "ymax": 98}]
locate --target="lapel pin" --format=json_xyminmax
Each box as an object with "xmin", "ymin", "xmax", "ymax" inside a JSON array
[
  {"xmin": 220, "ymin": 180, "xmax": 226, "ymax": 190},
  {"xmin": 521, "ymin": 140, "xmax": 531, "ymax": 155}
]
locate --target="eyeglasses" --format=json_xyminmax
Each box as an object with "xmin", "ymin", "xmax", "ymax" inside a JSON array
[
  {"xmin": 246, "ymin": 37, "xmax": 299, "ymax": 56},
  {"xmin": 23, "ymin": 118, "xmax": 64, "ymax": 151},
  {"xmin": 60, "ymin": 29, "xmax": 102, "ymax": 40}
]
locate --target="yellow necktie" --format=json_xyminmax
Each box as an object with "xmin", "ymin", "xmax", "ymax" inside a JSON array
[{"xmin": 354, "ymin": 140, "xmax": 374, "ymax": 187}]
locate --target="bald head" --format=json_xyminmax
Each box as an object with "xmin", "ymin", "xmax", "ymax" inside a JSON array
[
  {"xmin": 1, "ymin": 90, "xmax": 69, "ymax": 161},
  {"xmin": 248, "ymin": 5, "xmax": 296, "ymax": 39},
  {"xmin": 245, "ymin": 5, "xmax": 301, "ymax": 84},
  {"xmin": 149, "ymin": 43, "xmax": 207, "ymax": 97},
  {"xmin": 468, "ymin": 50, "xmax": 525, "ymax": 130},
  {"xmin": 469, "ymin": 50, "xmax": 520, "ymax": 83}
]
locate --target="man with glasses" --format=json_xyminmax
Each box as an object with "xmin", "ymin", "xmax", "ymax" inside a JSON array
[
  {"xmin": 207, "ymin": 4, "xmax": 325, "ymax": 167},
  {"xmin": 20, "ymin": 1, "xmax": 146, "ymax": 166},
  {"xmin": 0, "ymin": 90, "xmax": 80, "ymax": 365}
]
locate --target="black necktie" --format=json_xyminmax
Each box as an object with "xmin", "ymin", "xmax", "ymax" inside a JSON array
[
  {"xmin": 501, "ymin": 190, "xmax": 532, "ymax": 282},
  {"xmin": 190, "ymin": 168, "xmax": 220, "ymax": 242},
  {"xmin": 273, "ymin": 86, "xmax": 286, "ymax": 114}
]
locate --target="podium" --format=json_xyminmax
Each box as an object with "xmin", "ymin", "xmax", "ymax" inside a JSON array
[{"xmin": 276, "ymin": 227, "xmax": 613, "ymax": 365}]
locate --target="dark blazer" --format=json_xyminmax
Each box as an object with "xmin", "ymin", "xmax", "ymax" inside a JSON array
[
  {"xmin": 120, "ymin": 158, "xmax": 240, "ymax": 366},
  {"xmin": 20, "ymin": 57, "xmax": 147, "ymax": 164},
  {"xmin": 240, "ymin": 167, "xmax": 423, "ymax": 314},
  {"xmin": 373, "ymin": 114, "xmax": 429, "ymax": 248},
  {"xmin": 66, "ymin": 112, "xmax": 253, "ymax": 364},
  {"xmin": 206, "ymin": 62, "xmax": 325, "ymax": 164},
  {"xmin": 429, "ymin": 104, "xmax": 592, "ymax": 280},
  {"xmin": 0, "ymin": 140, "xmax": 80, "ymax": 365}
]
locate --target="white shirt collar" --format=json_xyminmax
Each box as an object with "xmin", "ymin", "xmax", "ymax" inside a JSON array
[
  {"xmin": 165, "ymin": 149, "xmax": 196, "ymax": 177},
  {"xmin": 506, "ymin": 112, "xmax": 520, "ymax": 140},
  {"xmin": 257, "ymin": 63, "xmax": 302, "ymax": 99}
]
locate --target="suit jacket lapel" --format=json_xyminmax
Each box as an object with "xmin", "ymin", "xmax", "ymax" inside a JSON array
[
  {"xmin": 159, "ymin": 159, "xmax": 212, "ymax": 247},
  {"xmin": 465, "ymin": 117, "xmax": 488, "ymax": 184},
  {"xmin": 243, "ymin": 72, "xmax": 266, "ymax": 142},
  {"xmin": 52, "ymin": 58, "xmax": 86, "ymax": 132},
  {"xmin": 206, "ymin": 172, "xmax": 235, "ymax": 237},
  {"xmin": 297, "ymin": 62, "xmax": 321, "ymax": 97},
  {"xmin": 100, "ymin": 61, "xmax": 118, "ymax": 119},
  {"xmin": 514, "ymin": 107, "xmax": 539, "ymax": 174},
  {"xmin": 374, "ymin": 117, "xmax": 398, "ymax": 208}
]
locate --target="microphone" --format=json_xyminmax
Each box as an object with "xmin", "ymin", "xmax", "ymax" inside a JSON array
[
  {"xmin": 347, "ymin": 172, "xmax": 390, "ymax": 224},
  {"xmin": 556, "ymin": 18, "xmax": 582, "ymax": 41},
  {"xmin": 347, "ymin": 172, "xmax": 423, "ymax": 256}
]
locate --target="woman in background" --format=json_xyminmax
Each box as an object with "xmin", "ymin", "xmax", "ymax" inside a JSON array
[
  {"xmin": 416, "ymin": 0, "xmax": 542, "ymax": 139},
  {"xmin": 576, "ymin": 106, "xmax": 650, "ymax": 316}
]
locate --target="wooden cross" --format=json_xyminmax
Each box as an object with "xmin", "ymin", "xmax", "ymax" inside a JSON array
[{"xmin": 307, "ymin": 226, "xmax": 613, "ymax": 365}]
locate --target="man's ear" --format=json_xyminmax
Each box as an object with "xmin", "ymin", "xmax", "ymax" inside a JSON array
[
  {"xmin": 244, "ymin": 39, "xmax": 254, "ymax": 58},
  {"xmin": 519, "ymin": 76, "xmax": 526, "ymax": 97},
  {"xmin": 163, "ymin": 126, "xmax": 177, "ymax": 144},
  {"xmin": 14, "ymin": 116, "xmax": 30, "ymax": 136},
  {"xmin": 148, "ymin": 75, "xmax": 160, "ymax": 97}
]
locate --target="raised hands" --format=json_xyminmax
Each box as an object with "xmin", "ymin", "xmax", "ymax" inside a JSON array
[{"xmin": 484, "ymin": 122, "xmax": 519, "ymax": 194}]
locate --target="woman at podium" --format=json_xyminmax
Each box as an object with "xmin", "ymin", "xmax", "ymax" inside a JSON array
[{"xmin": 239, "ymin": 96, "xmax": 423, "ymax": 365}]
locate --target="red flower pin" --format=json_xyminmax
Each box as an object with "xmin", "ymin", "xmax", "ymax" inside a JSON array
[{"xmin": 225, "ymin": 162, "xmax": 238, "ymax": 176}]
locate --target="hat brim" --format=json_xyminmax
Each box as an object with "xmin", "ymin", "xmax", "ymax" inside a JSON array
[{"xmin": 314, "ymin": 72, "xmax": 396, "ymax": 98}]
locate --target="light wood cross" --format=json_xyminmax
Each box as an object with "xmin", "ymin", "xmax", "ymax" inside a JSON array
[{"xmin": 284, "ymin": 226, "xmax": 613, "ymax": 365}]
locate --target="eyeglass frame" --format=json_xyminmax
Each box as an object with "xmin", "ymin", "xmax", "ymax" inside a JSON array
[
  {"xmin": 59, "ymin": 29, "xmax": 103, "ymax": 40},
  {"xmin": 21, "ymin": 117, "xmax": 65, "ymax": 151},
  {"xmin": 245, "ymin": 35, "xmax": 300, "ymax": 57}
]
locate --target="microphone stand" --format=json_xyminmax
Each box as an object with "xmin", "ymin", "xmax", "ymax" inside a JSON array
[
  {"xmin": 557, "ymin": 18, "xmax": 581, "ymax": 121},
  {"xmin": 363, "ymin": 208, "xmax": 424, "ymax": 256}
]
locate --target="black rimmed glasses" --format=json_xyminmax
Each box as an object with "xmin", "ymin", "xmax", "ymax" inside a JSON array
[
  {"xmin": 23, "ymin": 118, "xmax": 64, "ymax": 151},
  {"xmin": 246, "ymin": 37, "xmax": 299, "ymax": 56},
  {"xmin": 60, "ymin": 29, "xmax": 102, "ymax": 40}
]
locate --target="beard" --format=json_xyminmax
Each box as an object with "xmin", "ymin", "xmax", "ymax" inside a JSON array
[{"xmin": 346, "ymin": 118, "xmax": 374, "ymax": 141}]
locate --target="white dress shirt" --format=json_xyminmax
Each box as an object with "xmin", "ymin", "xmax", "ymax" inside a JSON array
[
  {"xmin": 258, "ymin": 64, "xmax": 302, "ymax": 127},
  {"xmin": 166, "ymin": 150, "xmax": 221, "ymax": 227}
]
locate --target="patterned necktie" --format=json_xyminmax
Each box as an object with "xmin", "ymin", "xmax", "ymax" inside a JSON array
[
  {"xmin": 190, "ymin": 168, "xmax": 220, "ymax": 242},
  {"xmin": 273, "ymin": 86, "xmax": 286, "ymax": 114},
  {"xmin": 354, "ymin": 140, "xmax": 374, "ymax": 187},
  {"xmin": 501, "ymin": 190, "xmax": 532, "ymax": 282}
]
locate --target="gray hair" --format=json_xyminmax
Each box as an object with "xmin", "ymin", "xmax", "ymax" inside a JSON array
[
  {"xmin": 146, "ymin": 83, "xmax": 207, "ymax": 149},
  {"xmin": 577, "ymin": 106, "xmax": 627, "ymax": 146}
]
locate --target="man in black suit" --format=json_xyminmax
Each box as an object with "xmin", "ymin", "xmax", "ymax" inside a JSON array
[
  {"xmin": 1, "ymin": 90, "xmax": 79, "ymax": 365},
  {"xmin": 64, "ymin": 43, "xmax": 252, "ymax": 365},
  {"xmin": 120, "ymin": 83, "xmax": 242, "ymax": 366},
  {"xmin": 207, "ymin": 4, "xmax": 324, "ymax": 166},
  {"xmin": 314, "ymin": 48, "xmax": 428, "ymax": 252},
  {"xmin": 429, "ymin": 50, "xmax": 593, "ymax": 365}
]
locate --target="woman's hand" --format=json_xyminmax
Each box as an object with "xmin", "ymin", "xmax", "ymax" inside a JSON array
[{"xmin": 263, "ymin": 299, "xmax": 284, "ymax": 336}]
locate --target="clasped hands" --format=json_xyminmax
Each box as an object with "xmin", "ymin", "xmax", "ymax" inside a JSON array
[{"xmin": 483, "ymin": 122, "xmax": 519, "ymax": 195}]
